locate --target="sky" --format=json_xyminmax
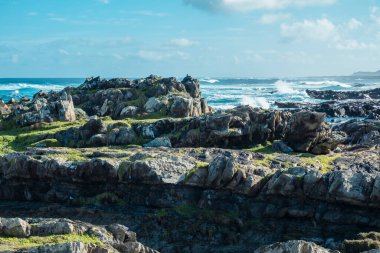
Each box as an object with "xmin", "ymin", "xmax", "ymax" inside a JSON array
[{"xmin": 0, "ymin": 0, "xmax": 380, "ymax": 78}]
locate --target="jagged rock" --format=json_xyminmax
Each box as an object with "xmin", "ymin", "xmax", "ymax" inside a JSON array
[
  {"xmin": 284, "ymin": 111, "xmax": 342, "ymax": 154},
  {"xmin": 30, "ymin": 219, "xmax": 75, "ymax": 236},
  {"xmin": 143, "ymin": 137, "xmax": 172, "ymax": 148},
  {"xmin": 334, "ymin": 119, "xmax": 380, "ymax": 147},
  {"xmin": 106, "ymin": 224, "xmax": 136, "ymax": 243},
  {"xmin": 307, "ymin": 88, "xmax": 380, "ymax": 100},
  {"xmin": 120, "ymin": 106, "xmax": 139, "ymax": 118},
  {"xmin": 182, "ymin": 75, "xmax": 201, "ymax": 98},
  {"xmin": 0, "ymin": 218, "xmax": 31, "ymax": 238},
  {"xmin": 254, "ymin": 240, "xmax": 330, "ymax": 253},
  {"xmin": 108, "ymin": 127, "xmax": 137, "ymax": 145},
  {"xmin": 144, "ymin": 97, "xmax": 166, "ymax": 113},
  {"xmin": 57, "ymin": 92, "xmax": 76, "ymax": 122},
  {"xmin": 169, "ymin": 96, "xmax": 194, "ymax": 117},
  {"xmin": 0, "ymin": 217, "xmax": 156, "ymax": 253},
  {"xmin": 89, "ymin": 134, "xmax": 107, "ymax": 147},
  {"xmin": 272, "ymin": 140, "xmax": 294, "ymax": 153},
  {"xmin": 276, "ymin": 100, "xmax": 380, "ymax": 118}
]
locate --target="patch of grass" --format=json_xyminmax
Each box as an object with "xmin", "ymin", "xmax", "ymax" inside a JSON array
[
  {"xmin": 183, "ymin": 161, "xmax": 209, "ymax": 181},
  {"xmin": 245, "ymin": 142, "xmax": 276, "ymax": 154},
  {"xmin": 253, "ymin": 154, "xmax": 276, "ymax": 167},
  {"xmin": 45, "ymin": 148, "xmax": 90, "ymax": 162},
  {"xmin": 30, "ymin": 138, "xmax": 62, "ymax": 148},
  {"xmin": 299, "ymin": 154, "xmax": 341, "ymax": 173},
  {"xmin": 0, "ymin": 234, "xmax": 103, "ymax": 250},
  {"xmin": 0, "ymin": 120, "xmax": 86, "ymax": 155}
]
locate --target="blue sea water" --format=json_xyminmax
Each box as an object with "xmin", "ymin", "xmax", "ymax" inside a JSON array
[{"xmin": 1, "ymin": 76, "xmax": 380, "ymax": 110}]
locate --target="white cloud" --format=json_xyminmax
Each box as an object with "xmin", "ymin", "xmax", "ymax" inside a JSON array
[
  {"xmin": 335, "ymin": 40, "xmax": 377, "ymax": 50},
  {"xmin": 99, "ymin": 0, "xmax": 110, "ymax": 4},
  {"xmin": 137, "ymin": 50, "xmax": 189, "ymax": 61},
  {"xmin": 281, "ymin": 18, "xmax": 377, "ymax": 51},
  {"xmin": 281, "ymin": 18, "xmax": 337, "ymax": 42},
  {"xmin": 112, "ymin": 53, "xmax": 123, "ymax": 60},
  {"xmin": 58, "ymin": 49, "xmax": 69, "ymax": 55},
  {"xmin": 346, "ymin": 18, "xmax": 362, "ymax": 30},
  {"xmin": 27, "ymin": 12, "xmax": 37, "ymax": 16},
  {"xmin": 170, "ymin": 38, "xmax": 196, "ymax": 47},
  {"xmin": 260, "ymin": 13, "xmax": 290, "ymax": 24},
  {"xmin": 371, "ymin": 6, "xmax": 380, "ymax": 25},
  {"xmin": 183, "ymin": 0, "xmax": 336, "ymax": 12},
  {"xmin": 11, "ymin": 54, "xmax": 19, "ymax": 64},
  {"xmin": 135, "ymin": 11, "xmax": 167, "ymax": 17}
]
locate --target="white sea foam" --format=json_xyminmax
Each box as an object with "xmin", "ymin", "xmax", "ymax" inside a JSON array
[
  {"xmin": 274, "ymin": 80, "xmax": 300, "ymax": 94},
  {"xmin": 301, "ymin": 80, "xmax": 352, "ymax": 88},
  {"xmin": 241, "ymin": 96, "xmax": 270, "ymax": 109},
  {"xmin": 200, "ymin": 79, "xmax": 219, "ymax": 84},
  {"xmin": 0, "ymin": 83, "xmax": 66, "ymax": 91}
]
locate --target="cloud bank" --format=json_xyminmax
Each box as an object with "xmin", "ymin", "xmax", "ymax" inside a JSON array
[{"xmin": 183, "ymin": 0, "xmax": 336, "ymax": 12}]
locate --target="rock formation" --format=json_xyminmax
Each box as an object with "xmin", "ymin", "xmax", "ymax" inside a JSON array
[{"xmin": 0, "ymin": 75, "xmax": 380, "ymax": 253}]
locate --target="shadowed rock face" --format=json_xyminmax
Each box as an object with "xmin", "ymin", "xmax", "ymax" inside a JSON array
[{"xmin": 0, "ymin": 147, "xmax": 380, "ymax": 252}]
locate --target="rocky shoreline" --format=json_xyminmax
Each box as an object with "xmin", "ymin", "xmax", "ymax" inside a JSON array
[{"xmin": 0, "ymin": 76, "xmax": 380, "ymax": 253}]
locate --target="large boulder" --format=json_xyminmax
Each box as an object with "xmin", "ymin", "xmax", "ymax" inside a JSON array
[
  {"xmin": 284, "ymin": 111, "xmax": 343, "ymax": 154},
  {"xmin": 0, "ymin": 218, "xmax": 31, "ymax": 238}
]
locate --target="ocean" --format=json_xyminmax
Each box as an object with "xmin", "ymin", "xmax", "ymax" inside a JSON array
[{"xmin": 1, "ymin": 76, "xmax": 380, "ymax": 110}]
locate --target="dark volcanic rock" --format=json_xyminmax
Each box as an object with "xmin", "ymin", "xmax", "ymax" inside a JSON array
[
  {"xmin": 306, "ymin": 88, "xmax": 380, "ymax": 100},
  {"xmin": 276, "ymin": 100, "xmax": 380, "ymax": 119}
]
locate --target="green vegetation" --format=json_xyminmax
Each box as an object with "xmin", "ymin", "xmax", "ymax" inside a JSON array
[
  {"xmin": 245, "ymin": 142, "xmax": 276, "ymax": 154},
  {"xmin": 254, "ymin": 154, "xmax": 276, "ymax": 167},
  {"xmin": 0, "ymin": 120, "xmax": 86, "ymax": 155},
  {"xmin": 299, "ymin": 153, "xmax": 341, "ymax": 173},
  {"xmin": 342, "ymin": 232, "xmax": 380, "ymax": 253},
  {"xmin": 183, "ymin": 161, "xmax": 209, "ymax": 181},
  {"xmin": 0, "ymin": 234, "xmax": 103, "ymax": 250},
  {"xmin": 45, "ymin": 148, "xmax": 90, "ymax": 162},
  {"xmin": 30, "ymin": 138, "xmax": 62, "ymax": 148}
]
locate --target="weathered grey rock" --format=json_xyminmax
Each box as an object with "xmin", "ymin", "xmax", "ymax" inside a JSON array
[
  {"xmin": 0, "ymin": 218, "xmax": 31, "ymax": 238},
  {"xmin": 25, "ymin": 242, "xmax": 90, "ymax": 253},
  {"xmin": 89, "ymin": 134, "xmax": 107, "ymax": 147},
  {"xmin": 108, "ymin": 127, "xmax": 137, "ymax": 145},
  {"xmin": 57, "ymin": 92, "xmax": 76, "ymax": 122},
  {"xmin": 284, "ymin": 111, "xmax": 342, "ymax": 154},
  {"xmin": 30, "ymin": 220, "xmax": 75, "ymax": 236},
  {"xmin": 169, "ymin": 96, "xmax": 193, "ymax": 118},
  {"xmin": 120, "ymin": 106, "xmax": 139, "ymax": 118},
  {"xmin": 143, "ymin": 137, "xmax": 172, "ymax": 148},
  {"xmin": 106, "ymin": 224, "xmax": 136, "ymax": 243},
  {"xmin": 328, "ymin": 171, "xmax": 373, "ymax": 206},
  {"xmin": 254, "ymin": 240, "xmax": 330, "ymax": 253},
  {"xmin": 144, "ymin": 97, "xmax": 165, "ymax": 113},
  {"xmin": 272, "ymin": 140, "xmax": 294, "ymax": 153}
]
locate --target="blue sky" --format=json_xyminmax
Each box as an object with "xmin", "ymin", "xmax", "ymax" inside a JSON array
[{"xmin": 0, "ymin": 0, "xmax": 380, "ymax": 77}]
